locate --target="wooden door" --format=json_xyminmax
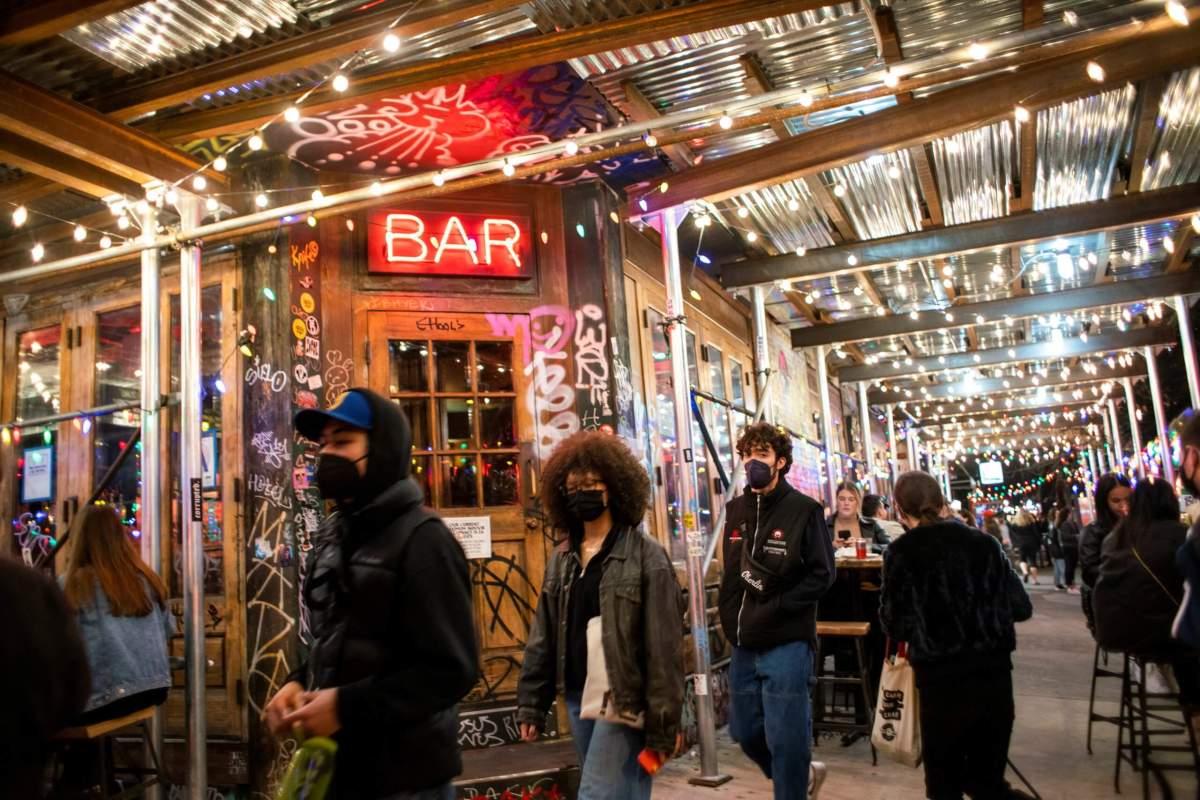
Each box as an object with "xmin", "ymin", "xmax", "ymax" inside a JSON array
[{"xmin": 367, "ymin": 311, "xmax": 547, "ymax": 703}]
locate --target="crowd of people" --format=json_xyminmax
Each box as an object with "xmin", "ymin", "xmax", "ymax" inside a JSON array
[{"xmin": 1, "ymin": 390, "xmax": 1198, "ymax": 800}]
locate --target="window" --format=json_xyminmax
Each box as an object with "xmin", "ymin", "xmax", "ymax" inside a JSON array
[
  {"xmin": 729, "ymin": 358, "xmax": 746, "ymax": 409},
  {"xmin": 387, "ymin": 338, "xmax": 519, "ymax": 509},
  {"xmin": 94, "ymin": 306, "xmax": 143, "ymax": 535},
  {"xmin": 705, "ymin": 345, "xmax": 726, "ymax": 401},
  {"xmin": 14, "ymin": 326, "xmax": 62, "ymax": 557},
  {"xmin": 646, "ymin": 308, "xmax": 683, "ymax": 560}
]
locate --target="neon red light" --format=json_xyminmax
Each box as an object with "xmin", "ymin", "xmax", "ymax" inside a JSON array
[{"xmin": 368, "ymin": 209, "xmax": 533, "ymax": 279}]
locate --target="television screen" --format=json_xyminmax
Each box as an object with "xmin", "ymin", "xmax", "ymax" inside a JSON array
[{"xmin": 979, "ymin": 461, "xmax": 1004, "ymax": 486}]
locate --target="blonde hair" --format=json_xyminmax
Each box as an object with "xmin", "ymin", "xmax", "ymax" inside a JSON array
[{"xmin": 1014, "ymin": 510, "xmax": 1035, "ymax": 527}]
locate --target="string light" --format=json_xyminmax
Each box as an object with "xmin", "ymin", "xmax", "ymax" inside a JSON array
[
  {"xmin": 798, "ymin": 90, "xmax": 814, "ymax": 108},
  {"xmin": 1086, "ymin": 61, "xmax": 1106, "ymax": 82},
  {"xmin": 1014, "ymin": 105, "xmax": 1031, "ymax": 123},
  {"xmin": 967, "ymin": 42, "xmax": 989, "ymax": 60},
  {"xmin": 248, "ymin": 134, "xmax": 264, "ymax": 151},
  {"xmin": 254, "ymin": 193, "xmax": 269, "ymax": 208},
  {"xmin": 431, "ymin": 171, "xmax": 445, "ymax": 187},
  {"xmin": 73, "ymin": 225, "xmax": 86, "ymax": 242},
  {"xmin": 383, "ymin": 32, "xmax": 401, "ymax": 52},
  {"xmin": 311, "ymin": 189, "xmax": 325, "ymax": 204},
  {"xmin": 192, "ymin": 175, "xmax": 207, "ymax": 191},
  {"xmin": 332, "ymin": 73, "xmax": 350, "ymax": 92},
  {"xmin": 284, "ymin": 106, "xmax": 301, "ymax": 122},
  {"xmin": 564, "ymin": 139, "xmax": 579, "ymax": 156},
  {"xmin": 795, "ymin": 246, "xmax": 807, "ymax": 257},
  {"xmin": 31, "ymin": 243, "xmax": 44, "ymax": 262},
  {"xmin": 213, "ymin": 156, "xmax": 227, "ymax": 171},
  {"xmin": 99, "ymin": 236, "xmax": 112, "ymax": 249},
  {"xmin": 1166, "ymin": 1, "xmax": 1190, "ymax": 26},
  {"xmin": 501, "ymin": 160, "xmax": 516, "ymax": 177},
  {"xmin": 718, "ymin": 112, "xmax": 734, "ymax": 130},
  {"xmin": 205, "ymin": 197, "xmax": 219, "ymax": 212},
  {"xmin": 884, "ymin": 70, "xmax": 900, "ymax": 88},
  {"xmin": 12, "ymin": 205, "xmax": 27, "ymax": 227},
  {"xmin": 643, "ymin": 132, "xmax": 658, "ymax": 148}
]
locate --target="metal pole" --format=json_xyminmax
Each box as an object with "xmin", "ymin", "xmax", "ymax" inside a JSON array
[
  {"xmin": 886, "ymin": 404, "xmax": 898, "ymax": 483},
  {"xmin": 1174, "ymin": 295, "xmax": 1200, "ymax": 409},
  {"xmin": 907, "ymin": 426, "xmax": 919, "ymax": 472},
  {"xmin": 1143, "ymin": 346, "xmax": 1175, "ymax": 486},
  {"xmin": 858, "ymin": 382, "xmax": 875, "ymax": 493},
  {"xmin": 1100, "ymin": 404, "xmax": 1115, "ymax": 473},
  {"xmin": 1122, "ymin": 377, "xmax": 1145, "ymax": 479},
  {"xmin": 139, "ymin": 203, "xmax": 164, "ymax": 800},
  {"xmin": 1087, "ymin": 446, "xmax": 1099, "ymax": 493},
  {"xmin": 1107, "ymin": 398, "xmax": 1125, "ymax": 475},
  {"xmin": 660, "ymin": 206, "xmax": 729, "ymax": 787},
  {"xmin": 816, "ymin": 346, "xmax": 839, "ymax": 509},
  {"xmin": 751, "ymin": 286, "xmax": 773, "ymax": 423},
  {"xmin": 177, "ymin": 194, "xmax": 207, "ymax": 799}
]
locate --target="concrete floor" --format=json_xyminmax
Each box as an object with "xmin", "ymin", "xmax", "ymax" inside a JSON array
[{"xmin": 656, "ymin": 584, "xmax": 1199, "ymax": 799}]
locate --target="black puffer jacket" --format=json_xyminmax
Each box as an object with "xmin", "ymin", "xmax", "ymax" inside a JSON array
[
  {"xmin": 1093, "ymin": 519, "xmax": 1188, "ymax": 656},
  {"xmin": 300, "ymin": 392, "xmax": 480, "ymax": 798},
  {"xmin": 880, "ymin": 519, "xmax": 1033, "ymax": 686},
  {"xmin": 1079, "ymin": 519, "xmax": 1116, "ymax": 589},
  {"xmin": 718, "ymin": 480, "xmax": 836, "ymax": 650}
]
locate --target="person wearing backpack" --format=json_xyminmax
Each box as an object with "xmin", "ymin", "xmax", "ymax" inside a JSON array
[{"xmin": 262, "ymin": 389, "xmax": 480, "ymax": 800}]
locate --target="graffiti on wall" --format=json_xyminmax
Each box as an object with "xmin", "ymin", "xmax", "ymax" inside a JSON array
[
  {"xmin": 681, "ymin": 662, "xmax": 732, "ymax": 750},
  {"xmin": 457, "ymin": 771, "xmax": 572, "ymax": 800},
  {"xmin": 573, "ymin": 304, "xmax": 611, "ymax": 430}
]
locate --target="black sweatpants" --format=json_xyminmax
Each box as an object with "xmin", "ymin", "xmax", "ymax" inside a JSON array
[
  {"xmin": 917, "ymin": 669, "xmax": 1014, "ymax": 800},
  {"xmin": 1062, "ymin": 547, "xmax": 1079, "ymax": 588}
]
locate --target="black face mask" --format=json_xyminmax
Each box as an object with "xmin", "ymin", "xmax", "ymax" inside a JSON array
[
  {"xmin": 566, "ymin": 489, "xmax": 607, "ymax": 522},
  {"xmin": 745, "ymin": 459, "xmax": 776, "ymax": 491},
  {"xmin": 316, "ymin": 453, "xmax": 367, "ymax": 503}
]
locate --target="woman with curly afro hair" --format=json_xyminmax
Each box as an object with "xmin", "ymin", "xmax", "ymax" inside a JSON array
[{"xmin": 516, "ymin": 430, "xmax": 684, "ymax": 800}]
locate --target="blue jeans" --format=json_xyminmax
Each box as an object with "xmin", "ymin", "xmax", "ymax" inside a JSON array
[
  {"xmin": 564, "ymin": 691, "xmax": 652, "ymax": 800},
  {"xmin": 1052, "ymin": 558, "xmax": 1066, "ymax": 587},
  {"xmin": 730, "ymin": 640, "xmax": 814, "ymax": 800},
  {"xmin": 381, "ymin": 784, "xmax": 454, "ymax": 800}
]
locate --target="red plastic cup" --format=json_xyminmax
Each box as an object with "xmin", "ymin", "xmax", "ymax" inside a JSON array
[
  {"xmin": 855, "ymin": 539, "xmax": 867, "ymax": 559},
  {"xmin": 638, "ymin": 748, "xmax": 664, "ymax": 775}
]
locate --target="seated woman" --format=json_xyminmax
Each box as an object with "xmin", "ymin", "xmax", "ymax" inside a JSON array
[
  {"xmin": 61, "ymin": 505, "xmax": 173, "ymax": 724},
  {"xmin": 1093, "ymin": 479, "xmax": 1199, "ymax": 708},
  {"xmin": 826, "ymin": 482, "xmax": 891, "ymax": 552}
]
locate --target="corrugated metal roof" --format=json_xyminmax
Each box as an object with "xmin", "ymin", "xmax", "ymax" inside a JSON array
[
  {"xmin": 1034, "ymin": 84, "xmax": 1135, "ymax": 210},
  {"xmin": 891, "ymin": 0, "xmax": 1023, "ymax": 63},
  {"xmin": 726, "ymin": 180, "xmax": 837, "ymax": 255},
  {"xmin": 1140, "ymin": 66, "xmax": 1200, "ymax": 191},
  {"xmin": 822, "ymin": 151, "xmax": 924, "ymax": 239},
  {"xmin": 931, "ymin": 122, "xmax": 1013, "ymax": 226}
]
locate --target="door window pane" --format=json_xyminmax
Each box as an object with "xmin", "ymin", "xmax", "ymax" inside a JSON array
[
  {"xmin": 411, "ymin": 455, "xmax": 433, "ymax": 505},
  {"xmin": 479, "ymin": 397, "xmax": 516, "ymax": 449},
  {"xmin": 440, "ymin": 455, "xmax": 478, "ymax": 507},
  {"xmin": 647, "ymin": 309, "xmax": 682, "ymax": 560},
  {"xmin": 483, "ymin": 454, "xmax": 520, "ymax": 506},
  {"xmin": 685, "ymin": 330, "xmax": 700, "ymax": 391},
  {"xmin": 706, "ymin": 345, "xmax": 726, "ymax": 400},
  {"xmin": 94, "ymin": 306, "xmax": 143, "ymax": 530},
  {"xmin": 17, "ymin": 326, "xmax": 61, "ymax": 420},
  {"xmin": 476, "ymin": 341, "xmax": 514, "ymax": 392},
  {"xmin": 730, "ymin": 359, "xmax": 746, "ymax": 409},
  {"xmin": 438, "ymin": 398, "xmax": 475, "ymax": 450},
  {"xmin": 389, "ymin": 340, "xmax": 428, "ymax": 392},
  {"xmin": 395, "ymin": 398, "xmax": 431, "ymax": 451},
  {"xmin": 435, "ymin": 342, "xmax": 471, "ymax": 392}
]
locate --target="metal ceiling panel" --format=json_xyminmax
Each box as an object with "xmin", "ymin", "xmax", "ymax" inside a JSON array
[
  {"xmin": 1035, "ymin": 85, "xmax": 1135, "ymax": 210},
  {"xmin": 930, "ymin": 121, "xmax": 1013, "ymax": 226},
  {"xmin": 890, "ymin": 0, "xmax": 1023, "ymax": 63},
  {"xmin": 821, "ymin": 150, "xmax": 924, "ymax": 239},
  {"xmin": 1140, "ymin": 67, "xmax": 1200, "ymax": 191},
  {"xmin": 725, "ymin": 179, "xmax": 837, "ymax": 255}
]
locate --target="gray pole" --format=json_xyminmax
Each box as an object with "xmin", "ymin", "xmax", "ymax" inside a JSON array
[
  {"xmin": 1100, "ymin": 405, "xmax": 1115, "ymax": 473},
  {"xmin": 1107, "ymin": 398, "xmax": 1125, "ymax": 475},
  {"xmin": 751, "ymin": 286, "xmax": 773, "ymax": 423},
  {"xmin": 1174, "ymin": 295, "xmax": 1200, "ymax": 409},
  {"xmin": 907, "ymin": 426, "xmax": 920, "ymax": 472},
  {"xmin": 1143, "ymin": 346, "xmax": 1175, "ymax": 486},
  {"xmin": 1122, "ymin": 377, "xmax": 1145, "ymax": 479},
  {"xmin": 660, "ymin": 206, "xmax": 730, "ymax": 787},
  {"xmin": 178, "ymin": 194, "xmax": 207, "ymax": 799},
  {"xmin": 858, "ymin": 382, "xmax": 875, "ymax": 493},
  {"xmin": 138, "ymin": 203, "xmax": 164, "ymax": 800},
  {"xmin": 886, "ymin": 404, "xmax": 898, "ymax": 483},
  {"xmin": 816, "ymin": 345, "xmax": 839, "ymax": 508},
  {"xmin": 1087, "ymin": 446, "xmax": 1099, "ymax": 493}
]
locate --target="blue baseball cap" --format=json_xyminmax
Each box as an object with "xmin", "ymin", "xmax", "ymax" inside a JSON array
[{"xmin": 295, "ymin": 389, "xmax": 374, "ymax": 441}]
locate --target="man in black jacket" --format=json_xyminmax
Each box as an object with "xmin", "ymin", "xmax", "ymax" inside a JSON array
[
  {"xmin": 718, "ymin": 422, "xmax": 836, "ymax": 800},
  {"xmin": 264, "ymin": 388, "xmax": 479, "ymax": 799}
]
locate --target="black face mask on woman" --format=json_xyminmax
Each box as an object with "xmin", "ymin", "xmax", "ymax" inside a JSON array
[
  {"xmin": 316, "ymin": 453, "xmax": 367, "ymax": 502},
  {"xmin": 745, "ymin": 459, "xmax": 777, "ymax": 491},
  {"xmin": 566, "ymin": 489, "xmax": 607, "ymax": 522}
]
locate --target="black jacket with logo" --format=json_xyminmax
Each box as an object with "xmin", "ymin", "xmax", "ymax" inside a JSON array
[{"xmin": 718, "ymin": 480, "xmax": 836, "ymax": 650}]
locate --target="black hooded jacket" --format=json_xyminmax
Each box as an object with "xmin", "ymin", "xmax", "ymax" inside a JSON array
[
  {"xmin": 298, "ymin": 390, "xmax": 480, "ymax": 797},
  {"xmin": 718, "ymin": 479, "xmax": 836, "ymax": 650}
]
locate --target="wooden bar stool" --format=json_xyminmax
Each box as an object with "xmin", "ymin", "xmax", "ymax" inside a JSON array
[
  {"xmin": 55, "ymin": 706, "xmax": 165, "ymax": 799},
  {"xmin": 813, "ymin": 621, "xmax": 877, "ymax": 765}
]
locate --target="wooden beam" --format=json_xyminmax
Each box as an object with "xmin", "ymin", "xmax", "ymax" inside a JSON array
[
  {"xmin": 1021, "ymin": 0, "xmax": 1045, "ymax": 29},
  {"xmin": 913, "ymin": 402, "xmax": 1097, "ymax": 428},
  {"xmin": 1126, "ymin": 76, "xmax": 1169, "ymax": 193},
  {"xmin": 0, "ymin": 132, "xmax": 143, "ymax": 199},
  {"xmin": 96, "ymin": 0, "xmax": 526, "ymax": 121},
  {"xmin": 0, "ymin": 0, "xmax": 142, "ymax": 45},
  {"xmin": 868, "ymin": 363, "xmax": 1146, "ymax": 404},
  {"xmin": 0, "ymin": 174, "xmax": 60, "ymax": 206},
  {"xmin": 142, "ymin": 0, "xmax": 842, "ymax": 142},
  {"xmin": 722, "ymin": 182, "xmax": 1200, "ymax": 288},
  {"xmin": 738, "ymin": 55, "xmax": 792, "ymax": 142},
  {"xmin": 0, "ymin": 71, "xmax": 220, "ymax": 191},
  {"xmin": 1165, "ymin": 225, "xmax": 1196, "ymax": 273},
  {"xmin": 794, "ymin": 270, "xmax": 1200, "ymax": 348},
  {"xmin": 620, "ymin": 81, "xmax": 696, "ymax": 171},
  {"xmin": 635, "ymin": 24, "xmax": 1200, "ymax": 216},
  {"xmin": 841, "ymin": 325, "xmax": 1176, "ymax": 383},
  {"xmin": 783, "ymin": 288, "xmax": 866, "ymax": 364}
]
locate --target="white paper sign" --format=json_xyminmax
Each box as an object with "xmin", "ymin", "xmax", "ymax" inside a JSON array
[
  {"xmin": 447, "ymin": 516, "xmax": 492, "ymax": 560},
  {"xmin": 22, "ymin": 445, "xmax": 53, "ymax": 503},
  {"xmin": 201, "ymin": 434, "xmax": 218, "ymax": 489}
]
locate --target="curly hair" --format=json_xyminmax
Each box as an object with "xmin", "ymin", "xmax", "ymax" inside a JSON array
[
  {"xmin": 540, "ymin": 430, "xmax": 650, "ymax": 535},
  {"xmin": 735, "ymin": 421, "xmax": 793, "ymax": 472}
]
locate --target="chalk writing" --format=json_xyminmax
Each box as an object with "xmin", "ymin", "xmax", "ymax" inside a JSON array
[
  {"xmin": 323, "ymin": 349, "xmax": 352, "ymax": 406},
  {"xmin": 248, "ymin": 473, "xmax": 293, "ymax": 510},
  {"xmin": 573, "ymin": 304, "xmax": 611, "ymax": 418},
  {"xmin": 416, "ymin": 316, "xmax": 467, "ymax": 332},
  {"xmin": 250, "ymin": 432, "xmax": 289, "ymax": 469},
  {"xmin": 245, "ymin": 358, "xmax": 288, "ymax": 393},
  {"xmin": 458, "ymin": 773, "xmax": 568, "ymax": 800}
]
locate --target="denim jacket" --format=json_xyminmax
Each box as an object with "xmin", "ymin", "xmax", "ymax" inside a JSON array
[
  {"xmin": 516, "ymin": 527, "xmax": 684, "ymax": 753},
  {"xmin": 60, "ymin": 576, "xmax": 175, "ymax": 711}
]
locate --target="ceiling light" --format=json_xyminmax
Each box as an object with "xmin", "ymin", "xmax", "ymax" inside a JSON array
[
  {"xmin": 833, "ymin": 183, "xmax": 847, "ymax": 198},
  {"xmin": 73, "ymin": 225, "xmax": 86, "ymax": 242},
  {"xmin": 332, "ymin": 73, "xmax": 350, "ymax": 92},
  {"xmin": 248, "ymin": 134, "xmax": 264, "ymax": 151},
  {"xmin": 1014, "ymin": 105, "xmax": 1031, "ymax": 123},
  {"xmin": 718, "ymin": 112, "xmax": 733, "ymax": 130},
  {"xmin": 884, "ymin": 70, "xmax": 900, "ymax": 88},
  {"xmin": 383, "ymin": 32, "xmax": 401, "ymax": 52},
  {"xmin": 254, "ymin": 193, "xmax": 269, "ymax": 208},
  {"xmin": 967, "ymin": 42, "xmax": 989, "ymax": 61},
  {"xmin": 31, "ymin": 243, "xmax": 44, "ymax": 262},
  {"xmin": 564, "ymin": 139, "xmax": 579, "ymax": 156},
  {"xmin": 1166, "ymin": 1, "xmax": 1190, "ymax": 26},
  {"xmin": 1086, "ymin": 61, "xmax": 1106, "ymax": 82},
  {"xmin": 213, "ymin": 156, "xmax": 227, "ymax": 171},
  {"xmin": 798, "ymin": 90, "xmax": 813, "ymax": 108}
]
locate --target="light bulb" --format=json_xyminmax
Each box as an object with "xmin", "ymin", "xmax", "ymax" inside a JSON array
[
  {"xmin": 795, "ymin": 246, "xmax": 807, "ymax": 257},
  {"xmin": 254, "ymin": 193, "xmax": 269, "ymax": 208},
  {"xmin": 884, "ymin": 70, "xmax": 899, "ymax": 88},
  {"xmin": 12, "ymin": 205, "xmax": 27, "ymax": 226},
  {"xmin": 1166, "ymin": 1, "xmax": 1189, "ymax": 26},
  {"xmin": 213, "ymin": 156, "xmax": 227, "ymax": 171},
  {"xmin": 192, "ymin": 175, "xmax": 207, "ymax": 191},
  {"xmin": 887, "ymin": 164, "xmax": 901, "ymax": 180},
  {"xmin": 718, "ymin": 113, "xmax": 733, "ymax": 130},
  {"xmin": 332, "ymin": 73, "xmax": 349, "ymax": 92},
  {"xmin": 501, "ymin": 160, "xmax": 516, "ymax": 177},
  {"xmin": 1014, "ymin": 105, "xmax": 1030, "ymax": 123},
  {"xmin": 307, "ymin": 215, "xmax": 317, "ymax": 227},
  {"xmin": 787, "ymin": 198, "xmax": 801, "ymax": 211},
  {"xmin": 847, "ymin": 254, "xmax": 858, "ymax": 266},
  {"xmin": 967, "ymin": 42, "xmax": 989, "ymax": 61},
  {"xmin": 284, "ymin": 106, "xmax": 300, "ymax": 122},
  {"xmin": 31, "ymin": 243, "xmax": 44, "ymax": 261},
  {"xmin": 564, "ymin": 139, "xmax": 579, "ymax": 156},
  {"xmin": 1192, "ymin": 214, "xmax": 1200, "ymax": 234},
  {"xmin": 431, "ymin": 171, "xmax": 445, "ymax": 187},
  {"xmin": 73, "ymin": 225, "xmax": 86, "ymax": 242},
  {"xmin": 248, "ymin": 134, "xmax": 264, "ymax": 151},
  {"xmin": 1164, "ymin": 237, "xmax": 1176, "ymax": 254},
  {"xmin": 100, "ymin": 235, "xmax": 112, "ymax": 249},
  {"xmin": 643, "ymin": 133, "xmax": 657, "ymax": 148},
  {"xmin": 370, "ymin": 181, "xmax": 383, "ymax": 196},
  {"xmin": 833, "ymin": 183, "xmax": 846, "ymax": 198},
  {"xmin": 205, "ymin": 197, "xmax": 219, "ymax": 212},
  {"xmin": 117, "ymin": 216, "xmax": 130, "ymax": 230},
  {"xmin": 1086, "ymin": 61, "xmax": 1106, "ymax": 82},
  {"xmin": 737, "ymin": 206, "xmax": 749, "ymax": 218},
  {"xmin": 383, "ymin": 32, "xmax": 401, "ymax": 52},
  {"xmin": 165, "ymin": 188, "xmax": 178, "ymax": 205}
]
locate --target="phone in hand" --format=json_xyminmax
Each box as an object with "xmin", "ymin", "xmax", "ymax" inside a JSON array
[{"xmin": 837, "ymin": 529, "xmax": 851, "ymax": 542}]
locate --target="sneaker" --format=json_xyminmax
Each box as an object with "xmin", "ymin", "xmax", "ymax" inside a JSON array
[{"xmin": 809, "ymin": 761, "xmax": 827, "ymax": 799}]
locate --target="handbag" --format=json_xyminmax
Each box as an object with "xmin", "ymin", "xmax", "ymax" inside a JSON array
[
  {"xmin": 871, "ymin": 641, "xmax": 922, "ymax": 768},
  {"xmin": 579, "ymin": 616, "xmax": 645, "ymax": 729}
]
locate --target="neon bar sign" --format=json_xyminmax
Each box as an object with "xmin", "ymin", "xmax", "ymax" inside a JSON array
[{"xmin": 367, "ymin": 209, "xmax": 534, "ymax": 278}]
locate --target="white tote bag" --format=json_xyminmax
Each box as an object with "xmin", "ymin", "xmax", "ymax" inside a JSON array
[
  {"xmin": 579, "ymin": 616, "xmax": 645, "ymax": 729},
  {"xmin": 871, "ymin": 643, "xmax": 922, "ymax": 767}
]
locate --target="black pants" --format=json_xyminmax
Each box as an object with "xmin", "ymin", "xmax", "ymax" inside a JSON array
[
  {"xmin": 75, "ymin": 687, "xmax": 168, "ymax": 726},
  {"xmin": 1062, "ymin": 547, "xmax": 1079, "ymax": 588},
  {"xmin": 918, "ymin": 669, "xmax": 1014, "ymax": 800}
]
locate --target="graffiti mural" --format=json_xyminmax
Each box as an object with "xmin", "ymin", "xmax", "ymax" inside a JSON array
[
  {"xmin": 260, "ymin": 63, "xmax": 665, "ymax": 188},
  {"xmin": 681, "ymin": 662, "xmax": 732, "ymax": 750},
  {"xmin": 457, "ymin": 771, "xmax": 574, "ymax": 800}
]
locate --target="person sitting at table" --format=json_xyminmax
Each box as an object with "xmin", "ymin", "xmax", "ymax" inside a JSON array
[
  {"xmin": 863, "ymin": 494, "xmax": 905, "ymax": 539},
  {"xmin": 826, "ymin": 482, "xmax": 891, "ymax": 551}
]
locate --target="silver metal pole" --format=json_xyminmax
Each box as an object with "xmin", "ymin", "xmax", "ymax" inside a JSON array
[
  {"xmin": 751, "ymin": 286, "xmax": 773, "ymax": 423},
  {"xmin": 1122, "ymin": 377, "xmax": 1145, "ymax": 479},
  {"xmin": 907, "ymin": 426, "xmax": 920, "ymax": 473},
  {"xmin": 858, "ymin": 382, "xmax": 876, "ymax": 493},
  {"xmin": 661, "ymin": 206, "xmax": 729, "ymax": 787},
  {"xmin": 886, "ymin": 404, "xmax": 898, "ymax": 483},
  {"xmin": 1174, "ymin": 295, "xmax": 1200, "ymax": 409},
  {"xmin": 1100, "ymin": 404, "xmax": 1115, "ymax": 473},
  {"xmin": 816, "ymin": 346, "xmax": 839, "ymax": 509},
  {"xmin": 1107, "ymin": 398, "xmax": 1125, "ymax": 475},
  {"xmin": 1087, "ymin": 446, "xmax": 1099, "ymax": 494},
  {"xmin": 1143, "ymin": 346, "xmax": 1175, "ymax": 486},
  {"xmin": 138, "ymin": 203, "xmax": 164, "ymax": 800},
  {"xmin": 177, "ymin": 194, "xmax": 207, "ymax": 798}
]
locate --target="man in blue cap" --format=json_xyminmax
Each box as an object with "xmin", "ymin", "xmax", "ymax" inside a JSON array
[{"xmin": 262, "ymin": 388, "xmax": 479, "ymax": 799}]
